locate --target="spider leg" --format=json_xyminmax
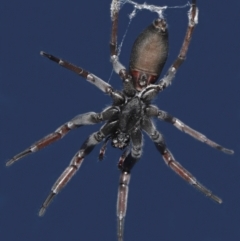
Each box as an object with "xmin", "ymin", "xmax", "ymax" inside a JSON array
[
  {"xmin": 141, "ymin": 117, "xmax": 222, "ymax": 204},
  {"xmin": 110, "ymin": 0, "xmax": 136, "ymax": 97},
  {"xmin": 158, "ymin": 0, "xmax": 198, "ymax": 89},
  {"xmin": 39, "ymin": 120, "xmax": 119, "ymax": 216},
  {"xmin": 119, "ymin": 129, "xmax": 143, "ymax": 173},
  {"xmin": 117, "ymin": 172, "xmax": 130, "ymax": 241},
  {"xmin": 117, "ymin": 129, "xmax": 143, "ymax": 241},
  {"xmin": 146, "ymin": 105, "xmax": 234, "ymax": 154},
  {"xmin": 6, "ymin": 107, "xmax": 119, "ymax": 166},
  {"xmin": 40, "ymin": 51, "xmax": 125, "ymax": 103},
  {"xmin": 110, "ymin": 0, "xmax": 126, "ymax": 75}
]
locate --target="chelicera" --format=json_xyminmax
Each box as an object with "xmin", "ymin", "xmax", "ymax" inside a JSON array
[{"xmin": 7, "ymin": 0, "xmax": 233, "ymax": 240}]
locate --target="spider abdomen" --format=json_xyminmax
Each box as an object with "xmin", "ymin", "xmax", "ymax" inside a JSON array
[{"xmin": 129, "ymin": 19, "xmax": 169, "ymax": 90}]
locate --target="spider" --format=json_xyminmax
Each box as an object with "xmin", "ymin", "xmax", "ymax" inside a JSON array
[{"xmin": 7, "ymin": 0, "xmax": 234, "ymax": 240}]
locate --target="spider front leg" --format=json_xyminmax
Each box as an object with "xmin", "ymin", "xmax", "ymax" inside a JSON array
[
  {"xmin": 159, "ymin": 0, "xmax": 198, "ymax": 89},
  {"xmin": 6, "ymin": 107, "xmax": 119, "ymax": 166},
  {"xmin": 39, "ymin": 120, "xmax": 119, "ymax": 216},
  {"xmin": 141, "ymin": 117, "xmax": 222, "ymax": 204},
  {"xmin": 117, "ymin": 129, "xmax": 143, "ymax": 241},
  {"xmin": 146, "ymin": 105, "xmax": 234, "ymax": 154}
]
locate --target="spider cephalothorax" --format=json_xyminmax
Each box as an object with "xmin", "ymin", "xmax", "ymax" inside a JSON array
[{"xmin": 7, "ymin": 1, "xmax": 234, "ymax": 241}]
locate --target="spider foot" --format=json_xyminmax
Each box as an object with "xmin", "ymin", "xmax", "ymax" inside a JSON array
[
  {"xmin": 206, "ymin": 140, "xmax": 234, "ymax": 155},
  {"xmin": 40, "ymin": 51, "xmax": 60, "ymax": 64},
  {"xmin": 162, "ymin": 150, "xmax": 223, "ymax": 204},
  {"xmin": 39, "ymin": 191, "xmax": 56, "ymax": 217},
  {"xmin": 6, "ymin": 124, "xmax": 72, "ymax": 167},
  {"xmin": 193, "ymin": 182, "xmax": 222, "ymax": 204},
  {"xmin": 117, "ymin": 217, "xmax": 124, "ymax": 241},
  {"xmin": 6, "ymin": 149, "xmax": 32, "ymax": 166}
]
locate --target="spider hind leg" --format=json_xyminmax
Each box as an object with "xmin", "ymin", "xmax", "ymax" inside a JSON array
[{"xmin": 142, "ymin": 117, "xmax": 222, "ymax": 204}]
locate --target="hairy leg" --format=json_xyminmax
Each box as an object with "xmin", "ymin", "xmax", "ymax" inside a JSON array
[
  {"xmin": 145, "ymin": 105, "xmax": 234, "ymax": 154},
  {"xmin": 7, "ymin": 107, "xmax": 119, "ymax": 166},
  {"xmin": 110, "ymin": 0, "xmax": 126, "ymax": 75},
  {"xmin": 141, "ymin": 117, "xmax": 222, "ymax": 203},
  {"xmin": 158, "ymin": 0, "xmax": 198, "ymax": 90},
  {"xmin": 40, "ymin": 51, "xmax": 125, "ymax": 103},
  {"xmin": 39, "ymin": 120, "xmax": 119, "ymax": 216}
]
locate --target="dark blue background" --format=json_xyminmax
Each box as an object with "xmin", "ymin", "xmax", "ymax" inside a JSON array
[{"xmin": 1, "ymin": 1, "xmax": 240, "ymax": 240}]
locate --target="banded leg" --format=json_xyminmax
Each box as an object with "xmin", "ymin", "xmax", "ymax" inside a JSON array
[
  {"xmin": 110, "ymin": 0, "xmax": 126, "ymax": 75},
  {"xmin": 39, "ymin": 120, "xmax": 119, "ymax": 216},
  {"xmin": 110, "ymin": 0, "xmax": 137, "ymax": 97},
  {"xmin": 117, "ymin": 172, "xmax": 130, "ymax": 241},
  {"xmin": 141, "ymin": 117, "xmax": 222, "ymax": 204},
  {"xmin": 7, "ymin": 107, "xmax": 119, "ymax": 166},
  {"xmin": 158, "ymin": 0, "xmax": 198, "ymax": 89},
  {"xmin": 145, "ymin": 105, "xmax": 234, "ymax": 154},
  {"xmin": 117, "ymin": 129, "xmax": 143, "ymax": 241},
  {"xmin": 40, "ymin": 51, "xmax": 125, "ymax": 103}
]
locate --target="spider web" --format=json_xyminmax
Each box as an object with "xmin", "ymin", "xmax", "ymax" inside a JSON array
[{"xmin": 108, "ymin": 0, "xmax": 190, "ymax": 83}]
